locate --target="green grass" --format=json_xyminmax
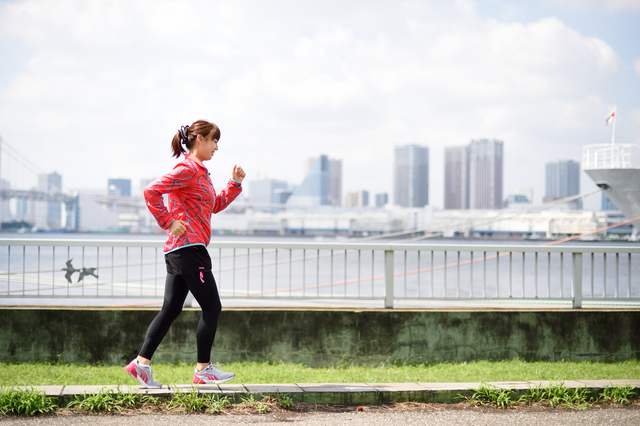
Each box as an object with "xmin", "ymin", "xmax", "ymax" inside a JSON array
[
  {"xmin": 461, "ymin": 382, "xmax": 638, "ymax": 410},
  {"xmin": 1, "ymin": 359, "xmax": 639, "ymax": 386},
  {"xmin": 0, "ymin": 388, "xmax": 57, "ymax": 416}
]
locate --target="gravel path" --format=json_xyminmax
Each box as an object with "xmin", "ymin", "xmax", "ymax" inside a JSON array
[{"xmin": 4, "ymin": 406, "xmax": 640, "ymax": 426}]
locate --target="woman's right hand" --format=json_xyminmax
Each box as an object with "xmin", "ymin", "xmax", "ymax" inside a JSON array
[{"xmin": 168, "ymin": 220, "xmax": 188, "ymax": 237}]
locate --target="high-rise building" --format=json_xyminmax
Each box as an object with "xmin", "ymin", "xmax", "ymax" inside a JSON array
[
  {"xmin": 328, "ymin": 158, "xmax": 342, "ymax": 207},
  {"xmin": 249, "ymin": 178, "xmax": 289, "ymax": 211},
  {"xmin": 344, "ymin": 190, "xmax": 369, "ymax": 208},
  {"xmin": 444, "ymin": 146, "xmax": 469, "ymax": 209},
  {"xmin": 287, "ymin": 155, "xmax": 331, "ymax": 206},
  {"xmin": 375, "ymin": 193, "xmax": 389, "ymax": 208},
  {"xmin": 515, "ymin": 187, "xmax": 533, "ymax": 204},
  {"xmin": 302, "ymin": 156, "xmax": 342, "ymax": 207},
  {"xmin": 545, "ymin": 160, "xmax": 581, "ymax": 209},
  {"xmin": 394, "ymin": 145, "xmax": 429, "ymax": 208},
  {"xmin": 36, "ymin": 172, "xmax": 62, "ymax": 229},
  {"xmin": 108, "ymin": 178, "xmax": 131, "ymax": 197},
  {"xmin": 468, "ymin": 139, "xmax": 503, "ymax": 210}
]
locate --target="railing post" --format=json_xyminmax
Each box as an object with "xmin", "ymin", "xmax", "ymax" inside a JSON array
[
  {"xmin": 385, "ymin": 250, "xmax": 394, "ymax": 309},
  {"xmin": 572, "ymin": 253, "xmax": 582, "ymax": 309}
]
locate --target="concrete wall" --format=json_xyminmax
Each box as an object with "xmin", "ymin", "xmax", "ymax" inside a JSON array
[{"xmin": 1, "ymin": 308, "xmax": 638, "ymax": 365}]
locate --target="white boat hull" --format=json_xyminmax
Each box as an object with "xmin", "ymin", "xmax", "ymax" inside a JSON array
[{"xmin": 584, "ymin": 168, "xmax": 640, "ymax": 230}]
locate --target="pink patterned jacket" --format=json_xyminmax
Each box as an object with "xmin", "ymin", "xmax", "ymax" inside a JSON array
[{"xmin": 144, "ymin": 154, "xmax": 242, "ymax": 253}]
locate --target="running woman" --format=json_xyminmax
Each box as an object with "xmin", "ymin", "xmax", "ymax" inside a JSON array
[{"xmin": 125, "ymin": 120, "xmax": 245, "ymax": 388}]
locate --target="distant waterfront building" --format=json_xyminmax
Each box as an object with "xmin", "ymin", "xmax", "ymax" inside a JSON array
[
  {"xmin": 444, "ymin": 146, "xmax": 469, "ymax": 209},
  {"xmin": 108, "ymin": 178, "xmax": 131, "ymax": 197},
  {"xmin": 15, "ymin": 198, "xmax": 29, "ymax": 222},
  {"xmin": 301, "ymin": 156, "xmax": 342, "ymax": 207},
  {"xmin": 375, "ymin": 193, "xmax": 389, "ymax": 208},
  {"xmin": 468, "ymin": 139, "xmax": 504, "ymax": 210},
  {"xmin": 249, "ymin": 178, "xmax": 289, "ymax": 211},
  {"xmin": 545, "ymin": 160, "xmax": 581, "ymax": 209},
  {"xmin": 36, "ymin": 172, "xmax": 62, "ymax": 229},
  {"xmin": 287, "ymin": 155, "xmax": 331, "ymax": 207},
  {"xmin": 328, "ymin": 158, "xmax": 342, "ymax": 207},
  {"xmin": 344, "ymin": 190, "xmax": 369, "ymax": 208},
  {"xmin": 394, "ymin": 145, "xmax": 429, "ymax": 208},
  {"xmin": 515, "ymin": 187, "xmax": 533, "ymax": 204},
  {"xmin": 0, "ymin": 179, "xmax": 10, "ymax": 223}
]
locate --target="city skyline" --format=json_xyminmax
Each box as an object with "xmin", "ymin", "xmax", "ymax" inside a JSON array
[{"xmin": 0, "ymin": 1, "xmax": 637, "ymax": 214}]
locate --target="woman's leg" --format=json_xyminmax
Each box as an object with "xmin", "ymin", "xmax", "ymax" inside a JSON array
[
  {"xmin": 181, "ymin": 270, "xmax": 222, "ymax": 365},
  {"xmin": 138, "ymin": 273, "xmax": 189, "ymax": 361}
]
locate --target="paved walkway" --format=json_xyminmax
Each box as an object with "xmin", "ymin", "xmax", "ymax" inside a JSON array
[
  {"xmin": 16, "ymin": 380, "xmax": 640, "ymax": 405},
  {"xmin": 4, "ymin": 408, "xmax": 640, "ymax": 425}
]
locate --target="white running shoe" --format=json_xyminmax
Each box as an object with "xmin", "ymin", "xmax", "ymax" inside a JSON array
[
  {"xmin": 193, "ymin": 363, "xmax": 235, "ymax": 384},
  {"xmin": 125, "ymin": 359, "xmax": 162, "ymax": 388}
]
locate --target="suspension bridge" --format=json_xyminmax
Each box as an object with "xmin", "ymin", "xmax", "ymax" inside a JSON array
[{"xmin": 0, "ymin": 135, "xmax": 77, "ymax": 230}]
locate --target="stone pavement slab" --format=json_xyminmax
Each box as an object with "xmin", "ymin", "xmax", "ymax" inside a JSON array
[
  {"xmin": 244, "ymin": 384, "xmax": 304, "ymax": 393},
  {"xmin": 298, "ymin": 383, "xmax": 377, "ymax": 393},
  {"xmin": 418, "ymin": 382, "xmax": 481, "ymax": 390},
  {"xmin": 17, "ymin": 385, "xmax": 64, "ymax": 396},
  {"xmin": 217, "ymin": 383, "xmax": 247, "ymax": 393},
  {"xmin": 60, "ymin": 385, "xmax": 121, "ymax": 396},
  {"xmin": 577, "ymin": 379, "xmax": 640, "ymax": 387},
  {"xmin": 366, "ymin": 383, "xmax": 429, "ymax": 392},
  {"xmin": 527, "ymin": 380, "xmax": 587, "ymax": 388},
  {"xmin": 488, "ymin": 381, "xmax": 532, "ymax": 390}
]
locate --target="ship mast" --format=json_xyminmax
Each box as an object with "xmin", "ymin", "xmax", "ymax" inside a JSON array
[
  {"xmin": 609, "ymin": 105, "xmax": 617, "ymax": 168},
  {"xmin": 611, "ymin": 104, "xmax": 617, "ymax": 147}
]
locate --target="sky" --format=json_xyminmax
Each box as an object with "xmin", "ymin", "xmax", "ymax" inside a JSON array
[{"xmin": 0, "ymin": 0, "xmax": 639, "ymax": 210}]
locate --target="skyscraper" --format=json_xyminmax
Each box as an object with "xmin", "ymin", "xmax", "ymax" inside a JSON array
[
  {"xmin": 545, "ymin": 160, "xmax": 581, "ymax": 209},
  {"xmin": 394, "ymin": 145, "xmax": 429, "ymax": 208},
  {"xmin": 287, "ymin": 155, "xmax": 330, "ymax": 206},
  {"xmin": 36, "ymin": 172, "xmax": 62, "ymax": 229},
  {"xmin": 375, "ymin": 193, "xmax": 389, "ymax": 208},
  {"xmin": 444, "ymin": 146, "xmax": 469, "ymax": 209},
  {"xmin": 303, "ymin": 156, "xmax": 342, "ymax": 207},
  {"xmin": 328, "ymin": 158, "xmax": 342, "ymax": 207},
  {"xmin": 468, "ymin": 139, "xmax": 503, "ymax": 210},
  {"xmin": 344, "ymin": 190, "xmax": 369, "ymax": 208},
  {"xmin": 108, "ymin": 178, "xmax": 131, "ymax": 197},
  {"xmin": 249, "ymin": 178, "xmax": 289, "ymax": 211}
]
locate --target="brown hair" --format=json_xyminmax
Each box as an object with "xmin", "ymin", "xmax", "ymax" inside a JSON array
[{"xmin": 171, "ymin": 120, "xmax": 221, "ymax": 158}]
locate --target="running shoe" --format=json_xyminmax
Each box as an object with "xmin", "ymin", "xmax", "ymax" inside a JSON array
[
  {"xmin": 193, "ymin": 363, "xmax": 235, "ymax": 384},
  {"xmin": 125, "ymin": 359, "xmax": 162, "ymax": 388}
]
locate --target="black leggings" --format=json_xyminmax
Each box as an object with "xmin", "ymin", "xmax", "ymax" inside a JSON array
[{"xmin": 139, "ymin": 271, "xmax": 221, "ymax": 363}]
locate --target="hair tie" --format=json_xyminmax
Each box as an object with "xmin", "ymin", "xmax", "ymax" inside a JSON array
[{"xmin": 178, "ymin": 125, "xmax": 190, "ymax": 144}]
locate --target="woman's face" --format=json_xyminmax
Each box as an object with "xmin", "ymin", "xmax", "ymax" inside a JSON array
[{"xmin": 192, "ymin": 133, "xmax": 219, "ymax": 162}]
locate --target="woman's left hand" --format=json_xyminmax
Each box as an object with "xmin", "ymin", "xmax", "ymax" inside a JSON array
[{"xmin": 232, "ymin": 164, "xmax": 246, "ymax": 182}]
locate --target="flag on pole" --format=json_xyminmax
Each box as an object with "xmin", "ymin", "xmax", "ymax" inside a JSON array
[{"xmin": 604, "ymin": 108, "xmax": 616, "ymax": 126}]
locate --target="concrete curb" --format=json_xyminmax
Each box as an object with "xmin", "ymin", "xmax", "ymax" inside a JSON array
[{"xmin": 13, "ymin": 380, "xmax": 640, "ymax": 405}]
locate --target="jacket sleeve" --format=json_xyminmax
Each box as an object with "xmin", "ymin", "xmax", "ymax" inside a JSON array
[
  {"xmin": 144, "ymin": 164, "xmax": 196, "ymax": 229},
  {"xmin": 212, "ymin": 179, "xmax": 243, "ymax": 214}
]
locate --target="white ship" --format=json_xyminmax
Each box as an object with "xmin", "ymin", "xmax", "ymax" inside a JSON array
[{"xmin": 583, "ymin": 114, "xmax": 640, "ymax": 231}]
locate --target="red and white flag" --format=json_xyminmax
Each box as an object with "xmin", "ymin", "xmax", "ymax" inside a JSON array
[{"xmin": 604, "ymin": 108, "xmax": 616, "ymax": 126}]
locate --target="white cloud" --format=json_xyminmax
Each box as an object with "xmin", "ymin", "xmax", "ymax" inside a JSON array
[{"xmin": 0, "ymin": 0, "xmax": 627, "ymax": 208}]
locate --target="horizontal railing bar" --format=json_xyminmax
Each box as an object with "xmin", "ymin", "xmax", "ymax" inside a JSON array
[{"xmin": 0, "ymin": 239, "xmax": 639, "ymax": 254}]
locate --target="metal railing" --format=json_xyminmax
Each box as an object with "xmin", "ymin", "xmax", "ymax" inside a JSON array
[{"xmin": 0, "ymin": 238, "xmax": 639, "ymax": 309}]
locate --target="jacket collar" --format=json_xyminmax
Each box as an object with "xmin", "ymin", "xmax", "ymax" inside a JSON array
[{"xmin": 183, "ymin": 154, "xmax": 206, "ymax": 169}]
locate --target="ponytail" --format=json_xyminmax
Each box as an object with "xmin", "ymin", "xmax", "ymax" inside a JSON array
[
  {"xmin": 171, "ymin": 132, "xmax": 185, "ymax": 158},
  {"xmin": 170, "ymin": 120, "xmax": 221, "ymax": 158}
]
